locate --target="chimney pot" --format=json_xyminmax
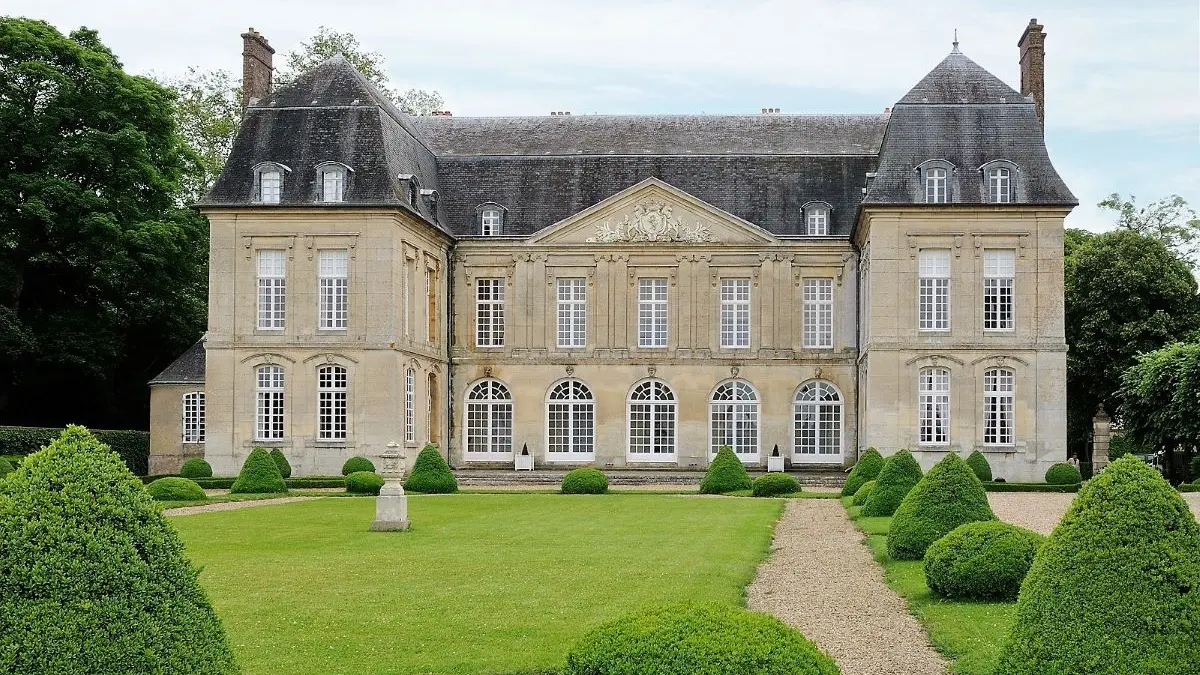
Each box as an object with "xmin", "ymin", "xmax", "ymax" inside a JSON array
[
  {"xmin": 241, "ymin": 28, "xmax": 275, "ymax": 109},
  {"xmin": 1018, "ymin": 18, "xmax": 1046, "ymax": 130}
]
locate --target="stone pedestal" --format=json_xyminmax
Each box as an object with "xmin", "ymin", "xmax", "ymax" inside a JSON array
[
  {"xmin": 1092, "ymin": 405, "xmax": 1111, "ymax": 475},
  {"xmin": 370, "ymin": 441, "xmax": 410, "ymax": 532}
]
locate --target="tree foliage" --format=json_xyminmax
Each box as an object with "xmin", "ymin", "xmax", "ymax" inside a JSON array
[
  {"xmin": 155, "ymin": 67, "xmax": 241, "ymax": 203},
  {"xmin": 1119, "ymin": 341, "xmax": 1200, "ymax": 484},
  {"xmin": 1100, "ymin": 193, "xmax": 1200, "ymax": 267}
]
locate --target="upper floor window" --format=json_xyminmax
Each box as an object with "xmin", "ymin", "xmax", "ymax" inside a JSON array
[
  {"xmin": 480, "ymin": 207, "xmax": 503, "ymax": 236},
  {"xmin": 318, "ymin": 250, "xmax": 348, "ymax": 330},
  {"xmin": 918, "ymin": 250, "xmax": 950, "ymax": 331},
  {"xmin": 925, "ymin": 168, "xmax": 947, "ymax": 204},
  {"xmin": 318, "ymin": 164, "xmax": 348, "ymax": 203},
  {"xmin": 182, "ymin": 391, "xmax": 205, "ymax": 443},
  {"xmin": 253, "ymin": 163, "xmax": 288, "ymax": 204},
  {"xmin": 988, "ymin": 167, "xmax": 1011, "ymax": 203},
  {"xmin": 556, "ymin": 278, "xmax": 587, "ymax": 348},
  {"xmin": 803, "ymin": 278, "xmax": 834, "ymax": 348},
  {"xmin": 638, "ymin": 279, "xmax": 668, "ymax": 348},
  {"xmin": 983, "ymin": 249, "xmax": 1015, "ymax": 330},
  {"xmin": 476, "ymin": 278, "xmax": 505, "ymax": 348},
  {"xmin": 719, "ymin": 279, "xmax": 750, "ymax": 348},
  {"xmin": 256, "ymin": 249, "xmax": 286, "ymax": 330},
  {"xmin": 425, "ymin": 268, "xmax": 436, "ymax": 343},
  {"xmin": 805, "ymin": 205, "xmax": 830, "ymax": 236}
]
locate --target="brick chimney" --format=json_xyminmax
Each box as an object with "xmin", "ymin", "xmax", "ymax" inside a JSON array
[
  {"xmin": 241, "ymin": 27, "xmax": 274, "ymax": 109},
  {"xmin": 1018, "ymin": 18, "xmax": 1046, "ymax": 130}
]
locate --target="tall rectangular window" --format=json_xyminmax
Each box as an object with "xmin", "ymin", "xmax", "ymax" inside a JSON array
[
  {"xmin": 918, "ymin": 367, "xmax": 950, "ymax": 445},
  {"xmin": 983, "ymin": 249, "xmax": 1015, "ymax": 330},
  {"xmin": 255, "ymin": 365, "xmax": 285, "ymax": 441},
  {"xmin": 556, "ymin": 278, "xmax": 587, "ymax": 348},
  {"xmin": 404, "ymin": 368, "xmax": 415, "ymax": 443},
  {"xmin": 318, "ymin": 250, "xmax": 348, "ymax": 330},
  {"xmin": 258, "ymin": 170, "xmax": 281, "ymax": 204},
  {"xmin": 320, "ymin": 168, "xmax": 345, "ymax": 203},
  {"xmin": 256, "ymin": 250, "xmax": 286, "ymax": 330},
  {"xmin": 475, "ymin": 279, "xmax": 505, "ymax": 347},
  {"xmin": 984, "ymin": 368, "xmax": 1015, "ymax": 445},
  {"xmin": 803, "ymin": 278, "xmax": 834, "ymax": 348},
  {"xmin": 426, "ymin": 269, "xmax": 436, "ymax": 343},
  {"xmin": 925, "ymin": 168, "xmax": 947, "ymax": 203},
  {"xmin": 638, "ymin": 278, "xmax": 668, "ymax": 348},
  {"xmin": 918, "ymin": 249, "xmax": 950, "ymax": 330},
  {"xmin": 317, "ymin": 365, "xmax": 347, "ymax": 440},
  {"xmin": 988, "ymin": 168, "xmax": 1011, "ymax": 203},
  {"xmin": 719, "ymin": 278, "xmax": 750, "ymax": 348},
  {"xmin": 182, "ymin": 392, "xmax": 205, "ymax": 443}
]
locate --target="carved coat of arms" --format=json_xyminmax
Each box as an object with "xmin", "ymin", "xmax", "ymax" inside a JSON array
[{"xmin": 586, "ymin": 201, "xmax": 716, "ymax": 243}]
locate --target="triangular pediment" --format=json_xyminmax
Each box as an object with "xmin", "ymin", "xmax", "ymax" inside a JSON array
[{"xmin": 527, "ymin": 178, "xmax": 778, "ymax": 246}]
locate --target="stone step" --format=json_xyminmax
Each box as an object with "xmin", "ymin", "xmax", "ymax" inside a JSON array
[{"xmin": 453, "ymin": 469, "xmax": 846, "ymax": 488}]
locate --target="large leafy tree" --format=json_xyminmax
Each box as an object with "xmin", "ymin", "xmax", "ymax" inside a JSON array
[
  {"xmin": 1099, "ymin": 193, "xmax": 1200, "ymax": 267},
  {"xmin": 0, "ymin": 18, "xmax": 207, "ymax": 429},
  {"xmin": 1119, "ymin": 342, "xmax": 1200, "ymax": 483}
]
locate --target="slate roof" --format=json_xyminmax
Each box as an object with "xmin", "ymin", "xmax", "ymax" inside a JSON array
[{"xmin": 149, "ymin": 339, "xmax": 206, "ymax": 385}]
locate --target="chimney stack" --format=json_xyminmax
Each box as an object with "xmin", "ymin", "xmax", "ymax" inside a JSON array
[
  {"xmin": 1018, "ymin": 18, "xmax": 1046, "ymax": 130},
  {"xmin": 241, "ymin": 27, "xmax": 275, "ymax": 109}
]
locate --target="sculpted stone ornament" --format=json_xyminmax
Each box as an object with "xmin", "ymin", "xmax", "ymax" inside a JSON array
[
  {"xmin": 370, "ymin": 441, "xmax": 410, "ymax": 532},
  {"xmin": 586, "ymin": 201, "xmax": 717, "ymax": 243}
]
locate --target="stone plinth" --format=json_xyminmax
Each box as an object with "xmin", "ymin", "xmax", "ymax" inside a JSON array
[{"xmin": 370, "ymin": 441, "xmax": 410, "ymax": 532}]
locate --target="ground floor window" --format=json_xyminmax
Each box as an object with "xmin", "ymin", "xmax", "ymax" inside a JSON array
[
  {"xmin": 628, "ymin": 380, "xmax": 676, "ymax": 460},
  {"xmin": 182, "ymin": 391, "xmax": 205, "ymax": 443},
  {"xmin": 547, "ymin": 379, "xmax": 594, "ymax": 458},
  {"xmin": 710, "ymin": 380, "xmax": 759, "ymax": 459},
  {"xmin": 465, "ymin": 379, "xmax": 512, "ymax": 456},
  {"xmin": 794, "ymin": 381, "xmax": 842, "ymax": 459}
]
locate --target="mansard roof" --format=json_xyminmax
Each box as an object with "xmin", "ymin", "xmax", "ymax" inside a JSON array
[
  {"xmin": 898, "ymin": 47, "xmax": 1025, "ymax": 105},
  {"xmin": 149, "ymin": 339, "xmax": 205, "ymax": 385}
]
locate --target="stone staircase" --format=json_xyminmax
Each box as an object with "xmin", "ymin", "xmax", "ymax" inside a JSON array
[{"xmin": 453, "ymin": 468, "xmax": 846, "ymax": 489}]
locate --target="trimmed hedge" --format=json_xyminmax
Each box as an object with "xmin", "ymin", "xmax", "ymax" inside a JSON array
[
  {"xmin": 341, "ymin": 456, "xmax": 375, "ymax": 476},
  {"xmin": 269, "ymin": 448, "xmax": 292, "ymax": 479},
  {"xmin": 146, "ymin": 477, "xmax": 208, "ymax": 502},
  {"xmin": 888, "ymin": 453, "xmax": 996, "ymax": 560},
  {"xmin": 752, "ymin": 473, "xmax": 800, "ymax": 497},
  {"xmin": 852, "ymin": 480, "xmax": 876, "ymax": 506},
  {"xmin": 158, "ymin": 476, "xmax": 346, "ymax": 489},
  {"xmin": 179, "ymin": 457, "xmax": 213, "ymax": 479},
  {"xmin": 345, "ymin": 471, "xmax": 384, "ymax": 495},
  {"xmin": 861, "ymin": 449, "xmax": 922, "ymax": 517},
  {"xmin": 563, "ymin": 603, "xmax": 840, "ymax": 675},
  {"xmin": 1180, "ymin": 483, "xmax": 1200, "ymax": 493},
  {"xmin": 0, "ymin": 426, "xmax": 237, "ymax": 674},
  {"xmin": 699, "ymin": 446, "xmax": 752, "ymax": 494},
  {"xmin": 229, "ymin": 448, "xmax": 287, "ymax": 494},
  {"xmin": 965, "ymin": 450, "xmax": 992, "ymax": 482},
  {"xmin": 561, "ymin": 468, "xmax": 609, "ymax": 494},
  {"xmin": 841, "ymin": 447, "xmax": 884, "ymax": 496},
  {"xmin": 1044, "ymin": 462, "xmax": 1082, "ymax": 485},
  {"xmin": 997, "ymin": 456, "xmax": 1200, "ymax": 675},
  {"xmin": 0, "ymin": 457, "xmax": 14, "ymax": 478},
  {"xmin": 404, "ymin": 444, "xmax": 458, "ymax": 494},
  {"xmin": 0, "ymin": 425, "xmax": 149, "ymax": 475},
  {"xmin": 923, "ymin": 521, "xmax": 1044, "ymax": 600},
  {"xmin": 984, "ymin": 481, "xmax": 1080, "ymax": 493}
]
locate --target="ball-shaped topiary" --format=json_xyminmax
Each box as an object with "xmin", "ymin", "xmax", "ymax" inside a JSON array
[
  {"xmin": 146, "ymin": 477, "xmax": 208, "ymax": 502},
  {"xmin": 269, "ymin": 448, "xmax": 292, "ymax": 479},
  {"xmin": 887, "ymin": 452, "xmax": 995, "ymax": 560},
  {"xmin": 563, "ymin": 603, "xmax": 840, "ymax": 675},
  {"xmin": 861, "ymin": 449, "xmax": 922, "ymax": 517},
  {"xmin": 345, "ymin": 471, "xmax": 384, "ymax": 495},
  {"xmin": 404, "ymin": 444, "xmax": 458, "ymax": 493},
  {"xmin": 965, "ymin": 450, "xmax": 992, "ymax": 483},
  {"xmin": 0, "ymin": 426, "xmax": 237, "ymax": 674},
  {"xmin": 341, "ymin": 456, "xmax": 375, "ymax": 476},
  {"xmin": 841, "ymin": 447, "xmax": 884, "ymax": 496},
  {"xmin": 1044, "ymin": 462, "xmax": 1082, "ymax": 485},
  {"xmin": 229, "ymin": 447, "xmax": 287, "ymax": 494},
  {"xmin": 699, "ymin": 446, "xmax": 753, "ymax": 494},
  {"xmin": 752, "ymin": 473, "xmax": 801, "ymax": 497},
  {"xmin": 996, "ymin": 456, "xmax": 1200, "ymax": 675},
  {"xmin": 561, "ymin": 467, "xmax": 609, "ymax": 494},
  {"xmin": 0, "ymin": 456, "xmax": 14, "ymax": 478},
  {"xmin": 852, "ymin": 479, "xmax": 876, "ymax": 506},
  {"xmin": 178, "ymin": 457, "xmax": 212, "ymax": 479},
  {"xmin": 923, "ymin": 521, "xmax": 1044, "ymax": 600}
]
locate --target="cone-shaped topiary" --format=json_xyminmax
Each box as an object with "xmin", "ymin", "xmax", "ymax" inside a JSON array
[
  {"xmin": 146, "ymin": 477, "xmax": 208, "ymax": 502},
  {"xmin": 997, "ymin": 456, "xmax": 1200, "ymax": 675},
  {"xmin": 0, "ymin": 426, "xmax": 237, "ymax": 674},
  {"xmin": 700, "ymin": 446, "xmax": 753, "ymax": 494},
  {"xmin": 923, "ymin": 521, "xmax": 1043, "ymax": 600},
  {"xmin": 0, "ymin": 456, "xmax": 14, "ymax": 477},
  {"xmin": 861, "ymin": 449, "xmax": 922, "ymax": 517},
  {"xmin": 888, "ymin": 452, "xmax": 995, "ymax": 560},
  {"xmin": 179, "ymin": 457, "xmax": 212, "ymax": 479},
  {"xmin": 842, "ymin": 447, "xmax": 884, "ymax": 496},
  {"xmin": 752, "ymin": 472, "xmax": 801, "ymax": 497},
  {"xmin": 965, "ymin": 450, "xmax": 992, "ymax": 482},
  {"xmin": 561, "ymin": 467, "xmax": 609, "ymax": 494},
  {"xmin": 341, "ymin": 456, "xmax": 375, "ymax": 476},
  {"xmin": 345, "ymin": 471, "xmax": 384, "ymax": 495},
  {"xmin": 230, "ymin": 447, "xmax": 287, "ymax": 494},
  {"xmin": 404, "ymin": 444, "xmax": 458, "ymax": 493},
  {"xmin": 852, "ymin": 479, "xmax": 876, "ymax": 506},
  {"xmin": 269, "ymin": 448, "xmax": 292, "ymax": 479},
  {"xmin": 1044, "ymin": 462, "xmax": 1082, "ymax": 485}
]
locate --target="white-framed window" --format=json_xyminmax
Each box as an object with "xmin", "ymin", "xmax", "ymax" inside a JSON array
[
  {"xmin": 425, "ymin": 268, "xmax": 436, "ymax": 343},
  {"xmin": 803, "ymin": 278, "xmax": 834, "ymax": 348},
  {"xmin": 638, "ymin": 278, "xmax": 668, "ymax": 348},
  {"xmin": 983, "ymin": 249, "xmax": 1015, "ymax": 330},
  {"xmin": 925, "ymin": 167, "xmax": 947, "ymax": 204},
  {"xmin": 794, "ymin": 381, "xmax": 842, "ymax": 460},
  {"xmin": 255, "ymin": 167, "xmax": 283, "ymax": 204},
  {"xmin": 806, "ymin": 206, "xmax": 829, "ymax": 236},
  {"xmin": 256, "ymin": 249, "xmax": 286, "ymax": 330},
  {"xmin": 547, "ymin": 380, "xmax": 594, "ymax": 459},
  {"xmin": 628, "ymin": 380, "xmax": 676, "ymax": 460},
  {"xmin": 317, "ymin": 365, "xmax": 347, "ymax": 440},
  {"xmin": 404, "ymin": 368, "xmax": 415, "ymax": 443},
  {"xmin": 984, "ymin": 368, "xmax": 1015, "ymax": 445},
  {"xmin": 182, "ymin": 391, "xmax": 205, "ymax": 443},
  {"xmin": 719, "ymin": 278, "xmax": 750, "ymax": 348},
  {"xmin": 919, "ymin": 367, "xmax": 950, "ymax": 445},
  {"xmin": 988, "ymin": 167, "xmax": 1011, "ymax": 203},
  {"xmin": 318, "ymin": 250, "xmax": 348, "ymax": 330},
  {"xmin": 465, "ymin": 379, "xmax": 513, "ymax": 456},
  {"xmin": 255, "ymin": 365, "xmax": 285, "ymax": 441},
  {"xmin": 480, "ymin": 208, "xmax": 503, "ymax": 236},
  {"xmin": 320, "ymin": 166, "xmax": 346, "ymax": 203},
  {"xmin": 918, "ymin": 249, "xmax": 951, "ymax": 331},
  {"xmin": 556, "ymin": 278, "xmax": 587, "ymax": 348},
  {"xmin": 475, "ymin": 279, "xmax": 505, "ymax": 348},
  {"xmin": 709, "ymin": 381, "xmax": 759, "ymax": 460}
]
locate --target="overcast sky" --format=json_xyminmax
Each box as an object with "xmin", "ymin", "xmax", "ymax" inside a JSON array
[{"xmin": 14, "ymin": 0, "xmax": 1200, "ymax": 230}]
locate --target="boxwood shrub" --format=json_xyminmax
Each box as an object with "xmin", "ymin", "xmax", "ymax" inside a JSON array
[
  {"xmin": 0, "ymin": 425, "xmax": 150, "ymax": 475},
  {"xmin": 888, "ymin": 453, "xmax": 996, "ymax": 560},
  {"xmin": 752, "ymin": 472, "xmax": 800, "ymax": 497},
  {"xmin": 0, "ymin": 456, "xmax": 14, "ymax": 478},
  {"xmin": 345, "ymin": 471, "xmax": 384, "ymax": 495},
  {"xmin": 0, "ymin": 426, "xmax": 237, "ymax": 674},
  {"xmin": 923, "ymin": 521, "xmax": 1044, "ymax": 600},
  {"xmin": 269, "ymin": 448, "xmax": 292, "ymax": 479},
  {"xmin": 341, "ymin": 456, "xmax": 375, "ymax": 476},
  {"xmin": 146, "ymin": 477, "xmax": 208, "ymax": 502},
  {"xmin": 179, "ymin": 457, "xmax": 212, "ymax": 479},
  {"xmin": 965, "ymin": 450, "xmax": 992, "ymax": 482},
  {"xmin": 561, "ymin": 467, "xmax": 609, "ymax": 494},
  {"xmin": 852, "ymin": 479, "xmax": 876, "ymax": 506},
  {"xmin": 984, "ymin": 482, "xmax": 1080, "ymax": 493},
  {"xmin": 841, "ymin": 447, "xmax": 884, "ymax": 496},
  {"xmin": 229, "ymin": 448, "xmax": 287, "ymax": 494},
  {"xmin": 997, "ymin": 456, "xmax": 1200, "ymax": 675},
  {"xmin": 861, "ymin": 449, "xmax": 922, "ymax": 517},
  {"xmin": 1044, "ymin": 462, "xmax": 1082, "ymax": 485},
  {"xmin": 562, "ymin": 603, "xmax": 840, "ymax": 675},
  {"xmin": 404, "ymin": 444, "xmax": 458, "ymax": 493},
  {"xmin": 699, "ymin": 446, "xmax": 752, "ymax": 494}
]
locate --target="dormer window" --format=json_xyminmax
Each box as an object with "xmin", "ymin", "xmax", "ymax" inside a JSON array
[
  {"xmin": 988, "ymin": 168, "xmax": 1010, "ymax": 203},
  {"xmin": 317, "ymin": 163, "xmax": 351, "ymax": 203},
  {"xmin": 477, "ymin": 203, "xmax": 506, "ymax": 236},
  {"xmin": 802, "ymin": 202, "xmax": 832, "ymax": 236},
  {"xmin": 915, "ymin": 160, "xmax": 955, "ymax": 204},
  {"xmin": 253, "ymin": 163, "xmax": 290, "ymax": 204},
  {"xmin": 925, "ymin": 168, "xmax": 947, "ymax": 204}
]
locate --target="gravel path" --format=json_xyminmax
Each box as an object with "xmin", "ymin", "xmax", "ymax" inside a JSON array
[
  {"xmin": 164, "ymin": 496, "xmax": 321, "ymax": 516},
  {"xmin": 989, "ymin": 491, "xmax": 1200, "ymax": 535},
  {"xmin": 747, "ymin": 500, "xmax": 948, "ymax": 675}
]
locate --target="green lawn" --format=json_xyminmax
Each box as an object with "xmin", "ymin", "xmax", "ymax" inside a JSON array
[{"xmin": 172, "ymin": 494, "xmax": 784, "ymax": 675}]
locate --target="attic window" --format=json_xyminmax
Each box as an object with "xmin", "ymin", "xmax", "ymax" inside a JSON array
[
  {"xmin": 925, "ymin": 168, "xmax": 947, "ymax": 204},
  {"xmin": 988, "ymin": 168, "xmax": 1011, "ymax": 203},
  {"xmin": 480, "ymin": 208, "xmax": 503, "ymax": 236},
  {"xmin": 803, "ymin": 204, "xmax": 831, "ymax": 236},
  {"xmin": 253, "ymin": 163, "xmax": 290, "ymax": 204},
  {"xmin": 318, "ymin": 164, "xmax": 350, "ymax": 203}
]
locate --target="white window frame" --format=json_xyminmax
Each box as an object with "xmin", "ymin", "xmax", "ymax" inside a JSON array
[
  {"xmin": 317, "ymin": 365, "xmax": 347, "ymax": 440},
  {"xmin": 988, "ymin": 167, "xmax": 1011, "ymax": 204},
  {"xmin": 255, "ymin": 365, "xmax": 285, "ymax": 441},
  {"xmin": 803, "ymin": 278, "xmax": 834, "ymax": 348},
  {"xmin": 918, "ymin": 250, "xmax": 951, "ymax": 331},
  {"xmin": 638, "ymin": 278, "xmax": 668, "ymax": 348},
  {"xmin": 793, "ymin": 381, "xmax": 843, "ymax": 463},
  {"xmin": 464, "ymin": 379, "xmax": 513, "ymax": 460},
  {"xmin": 256, "ymin": 168, "xmax": 282, "ymax": 204},
  {"xmin": 627, "ymin": 379, "xmax": 676, "ymax": 462},
  {"xmin": 404, "ymin": 368, "xmax": 415, "ymax": 443},
  {"xmin": 805, "ymin": 207, "xmax": 829, "ymax": 236},
  {"xmin": 318, "ymin": 250, "xmax": 348, "ymax": 330},
  {"xmin": 718, "ymin": 278, "xmax": 750, "ymax": 348},
  {"xmin": 320, "ymin": 166, "xmax": 346, "ymax": 203},
  {"xmin": 919, "ymin": 367, "xmax": 951, "ymax": 446},
  {"xmin": 256, "ymin": 249, "xmax": 286, "ymax": 330},
  {"xmin": 983, "ymin": 368, "xmax": 1015, "ymax": 446},
  {"xmin": 556, "ymin": 278, "xmax": 587, "ymax": 348},
  {"xmin": 475, "ymin": 279, "xmax": 505, "ymax": 348},
  {"xmin": 182, "ymin": 391, "xmax": 205, "ymax": 443},
  {"xmin": 480, "ymin": 208, "xmax": 503, "ymax": 236},
  {"xmin": 709, "ymin": 380, "xmax": 760, "ymax": 462},
  {"xmin": 925, "ymin": 167, "xmax": 948, "ymax": 204},
  {"xmin": 546, "ymin": 379, "xmax": 595, "ymax": 461},
  {"xmin": 425, "ymin": 268, "xmax": 436, "ymax": 344},
  {"xmin": 983, "ymin": 249, "xmax": 1015, "ymax": 331}
]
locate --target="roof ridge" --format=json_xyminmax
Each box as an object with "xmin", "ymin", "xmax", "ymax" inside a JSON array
[{"xmin": 898, "ymin": 48, "xmax": 1024, "ymax": 105}]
